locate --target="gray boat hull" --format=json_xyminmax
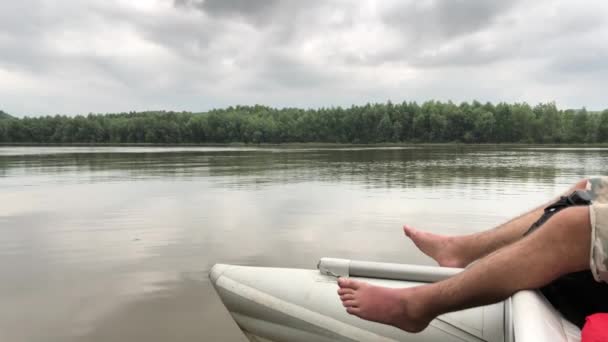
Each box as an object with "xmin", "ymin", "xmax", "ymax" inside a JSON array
[
  {"xmin": 210, "ymin": 262, "xmax": 505, "ymax": 342},
  {"xmin": 210, "ymin": 258, "xmax": 581, "ymax": 341}
]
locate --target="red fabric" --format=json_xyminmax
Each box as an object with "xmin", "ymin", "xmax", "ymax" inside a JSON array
[{"xmin": 582, "ymin": 313, "xmax": 608, "ymax": 342}]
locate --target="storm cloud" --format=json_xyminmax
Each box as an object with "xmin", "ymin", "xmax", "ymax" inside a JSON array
[{"xmin": 1, "ymin": 0, "xmax": 607, "ymax": 116}]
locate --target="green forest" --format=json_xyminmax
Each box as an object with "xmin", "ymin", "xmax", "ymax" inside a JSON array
[{"xmin": 1, "ymin": 101, "xmax": 608, "ymax": 144}]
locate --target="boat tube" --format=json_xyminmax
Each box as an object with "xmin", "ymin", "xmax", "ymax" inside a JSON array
[{"xmin": 209, "ymin": 258, "xmax": 581, "ymax": 342}]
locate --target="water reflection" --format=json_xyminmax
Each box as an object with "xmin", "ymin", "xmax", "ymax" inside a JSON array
[{"xmin": 2, "ymin": 146, "xmax": 606, "ymax": 190}]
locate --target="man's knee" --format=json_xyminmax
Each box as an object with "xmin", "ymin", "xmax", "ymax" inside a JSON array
[
  {"xmin": 553, "ymin": 206, "xmax": 591, "ymax": 234},
  {"xmin": 563, "ymin": 178, "xmax": 589, "ymax": 195},
  {"xmin": 573, "ymin": 178, "xmax": 589, "ymax": 190}
]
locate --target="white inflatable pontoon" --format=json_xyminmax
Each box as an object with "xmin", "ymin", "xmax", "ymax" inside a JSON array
[{"xmin": 209, "ymin": 258, "xmax": 581, "ymax": 342}]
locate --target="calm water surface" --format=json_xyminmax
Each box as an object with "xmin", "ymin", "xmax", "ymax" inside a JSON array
[{"xmin": 1, "ymin": 146, "xmax": 607, "ymax": 341}]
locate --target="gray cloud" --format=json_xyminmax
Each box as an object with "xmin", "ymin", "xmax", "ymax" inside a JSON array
[
  {"xmin": 553, "ymin": 52, "xmax": 608, "ymax": 75},
  {"xmin": 0, "ymin": 0, "xmax": 607, "ymax": 116},
  {"xmin": 384, "ymin": 1, "xmax": 517, "ymax": 41},
  {"xmin": 176, "ymin": 0, "xmax": 279, "ymax": 24},
  {"xmin": 252, "ymin": 53, "xmax": 342, "ymax": 89}
]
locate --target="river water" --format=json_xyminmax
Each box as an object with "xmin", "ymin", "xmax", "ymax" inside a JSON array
[{"xmin": 1, "ymin": 146, "xmax": 607, "ymax": 341}]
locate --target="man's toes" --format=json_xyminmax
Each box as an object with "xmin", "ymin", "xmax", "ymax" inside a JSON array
[
  {"xmin": 337, "ymin": 288, "xmax": 354, "ymax": 296},
  {"xmin": 404, "ymin": 224, "xmax": 420, "ymax": 239},
  {"xmin": 403, "ymin": 224, "xmax": 413, "ymax": 237},
  {"xmin": 338, "ymin": 277, "xmax": 360, "ymax": 290},
  {"xmin": 340, "ymin": 293, "xmax": 355, "ymax": 301},
  {"xmin": 342, "ymin": 299, "xmax": 358, "ymax": 308},
  {"xmin": 346, "ymin": 307, "xmax": 361, "ymax": 315},
  {"xmin": 337, "ymin": 277, "xmax": 349, "ymax": 288}
]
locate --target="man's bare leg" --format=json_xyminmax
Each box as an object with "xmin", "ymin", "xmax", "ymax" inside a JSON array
[
  {"xmin": 405, "ymin": 178, "xmax": 589, "ymax": 267},
  {"xmin": 339, "ymin": 206, "xmax": 591, "ymax": 332}
]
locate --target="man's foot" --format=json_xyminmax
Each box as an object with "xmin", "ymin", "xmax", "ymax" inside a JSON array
[
  {"xmin": 337, "ymin": 278, "xmax": 433, "ymax": 333},
  {"xmin": 403, "ymin": 224, "xmax": 469, "ymax": 268}
]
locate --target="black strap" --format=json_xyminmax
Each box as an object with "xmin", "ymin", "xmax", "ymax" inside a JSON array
[{"xmin": 524, "ymin": 190, "xmax": 592, "ymax": 236}]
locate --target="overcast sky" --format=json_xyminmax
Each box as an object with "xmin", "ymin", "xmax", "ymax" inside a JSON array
[{"xmin": 1, "ymin": 0, "xmax": 607, "ymax": 117}]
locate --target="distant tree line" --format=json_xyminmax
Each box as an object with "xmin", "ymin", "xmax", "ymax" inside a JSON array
[
  {"xmin": 1, "ymin": 101, "xmax": 608, "ymax": 144},
  {"xmin": 0, "ymin": 110, "xmax": 12, "ymax": 120}
]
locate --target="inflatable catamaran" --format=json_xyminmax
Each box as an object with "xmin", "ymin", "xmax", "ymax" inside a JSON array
[{"xmin": 210, "ymin": 258, "xmax": 581, "ymax": 342}]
